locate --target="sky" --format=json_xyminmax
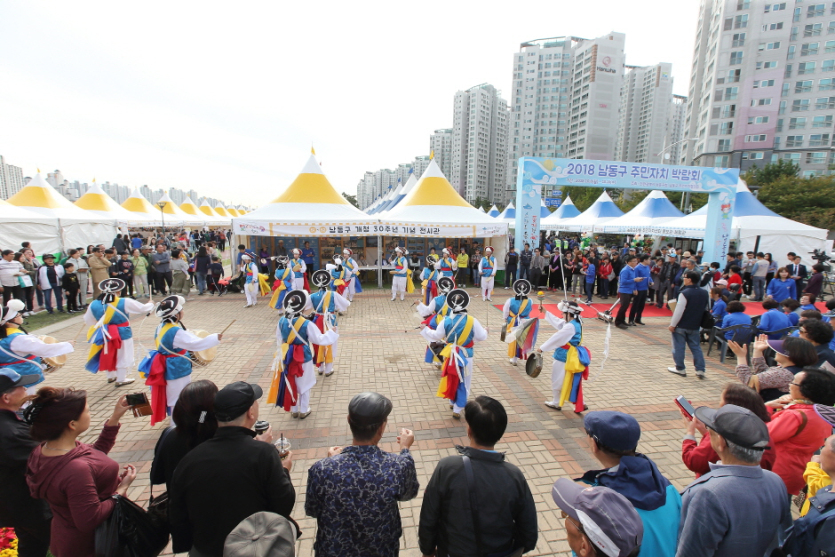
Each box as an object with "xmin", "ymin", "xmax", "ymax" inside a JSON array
[{"xmin": 0, "ymin": 0, "xmax": 701, "ymax": 207}]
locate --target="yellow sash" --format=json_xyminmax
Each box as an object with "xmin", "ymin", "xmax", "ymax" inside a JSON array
[
  {"xmin": 86, "ymin": 298, "xmax": 122, "ymax": 342},
  {"xmin": 314, "ymin": 292, "xmax": 334, "ymax": 365},
  {"xmin": 506, "ymin": 299, "xmax": 530, "ymax": 356},
  {"xmin": 155, "ymin": 322, "xmax": 179, "ymax": 350},
  {"xmin": 439, "ymin": 315, "xmax": 474, "ymax": 359},
  {"xmin": 268, "ymin": 317, "xmax": 306, "ymax": 403}
]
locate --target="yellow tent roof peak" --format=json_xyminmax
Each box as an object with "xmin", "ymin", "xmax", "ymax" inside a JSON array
[
  {"xmin": 402, "ymin": 158, "xmax": 470, "ymax": 208},
  {"xmin": 7, "ymin": 173, "xmax": 77, "ymax": 209},
  {"xmin": 121, "ymin": 188, "xmax": 158, "ymax": 214},
  {"xmin": 270, "ymin": 154, "xmax": 350, "ymax": 206}
]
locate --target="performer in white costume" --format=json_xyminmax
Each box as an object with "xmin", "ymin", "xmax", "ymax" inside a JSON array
[
  {"xmin": 390, "ymin": 247, "xmax": 409, "ymax": 301},
  {"xmin": 306, "ymin": 270, "xmax": 350, "ymax": 377},
  {"xmin": 537, "ymin": 300, "xmax": 591, "ymax": 413},
  {"xmin": 435, "ymin": 247, "xmax": 458, "ymax": 278},
  {"xmin": 478, "ymin": 246, "xmax": 498, "ymax": 301},
  {"xmin": 289, "ymin": 248, "xmax": 307, "ymax": 290},
  {"xmin": 341, "ymin": 248, "xmax": 359, "ymax": 302},
  {"xmin": 240, "ymin": 251, "xmax": 260, "ymax": 308}
]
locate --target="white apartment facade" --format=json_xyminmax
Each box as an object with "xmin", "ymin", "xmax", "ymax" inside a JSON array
[
  {"xmin": 0, "ymin": 156, "xmax": 24, "ymax": 200},
  {"xmin": 682, "ymin": 0, "xmax": 835, "ymax": 175},
  {"xmin": 616, "ymin": 63, "xmax": 678, "ymax": 163},
  {"xmin": 430, "ymin": 129, "xmax": 453, "ymax": 179},
  {"xmin": 507, "ymin": 33, "xmax": 626, "ymax": 202},
  {"xmin": 450, "ymin": 84, "xmax": 509, "ymax": 205}
]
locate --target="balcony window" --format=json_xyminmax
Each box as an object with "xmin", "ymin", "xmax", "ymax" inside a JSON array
[
  {"xmin": 808, "ymin": 3, "xmax": 825, "ymax": 17},
  {"xmin": 806, "ymin": 152, "xmax": 827, "ymax": 163},
  {"xmin": 745, "ymin": 134, "xmax": 768, "ymax": 142},
  {"xmin": 797, "ymin": 80, "xmax": 814, "ymax": 93},
  {"xmin": 802, "ymin": 43, "xmax": 821, "ymax": 56},
  {"xmin": 725, "ymin": 87, "xmax": 739, "ymax": 100},
  {"xmin": 813, "ymin": 115, "xmax": 834, "ymax": 126},
  {"xmin": 809, "ymin": 133, "xmax": 831, "ymax": 146},
  {"xmin": 748, "ymin": 116, "xmax": 770, "ymax": 124},
  {"xmin": 805, "ymin": 23, "xmax": 823, "ymax": 36},
  {"xmin": 735, "ymin": 14, "xmax": 749, "ymax": 27},
  {"xmin": 730, "ymin": 51, "xmax": 743, "ymax": 65},
  {"xmin": 718, "ymin": 139, "xmax": 732, "ymax": 152},
  {"xmin": 816, "ymin": 96, "xmax": 835, "ymax": 108},
  {"xmin": 786, "ymin": 135, "xmax": 804, "ymax": 147},
  {"xmin": 790, "ymin": 117, "xmax": 807, "ymax": 129},
  {"xmin": 793, "ymin": 99, "xmax": 811, "ymax": 111},
  {"xmin": 824, "ymin": 59, "xmax": 835, "ymax": 71},
  {"xmin": 800, "ymin": 62, "xmax": 818, "ymax": 74}
]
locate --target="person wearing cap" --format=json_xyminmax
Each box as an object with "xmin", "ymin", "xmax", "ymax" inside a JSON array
[
  {"xmin": 240, "ymin": 251, "xmax": 260, "ymax": 308},
  {"xmin": 390, "ymin": 246, "xmax": 409, "ymax": 302},
  {"xmin": 139, "ymin": 295, "xmax": 223, "ymax": 424},
  {"xmin": 419, "ymin": 254, "xmax": 442, "ymax": 306},
  {"xmin": 579, "ymin": 411, "xmax": 681, "ymax": 556},
  {"xmin": 551, "ymin": 480, "xmax": 643, "ymax": 557},
  {"xmin": 677, "ymin": 404, "xmax": 791, "ymax": 557},
  {"xmin": 37, "ymin": 253, "xmax": 65, "ymax": 314},
  {"xmin": 268, "ymin": 289, "xmax": 338, "ymax": 419},
  {"xmin": 419, "ymin": 396, "xmax": 537, "ymax": 556},
  {"xmin": 169, "ymin": 381, "xmax": 296, "ymax": 557},
  {"xmin": 730, "ymin": 334, "xmax": 818, "ymax": 401},
  {"xmin": 224, "ymin": 512, "xmax": 297, "ymax": 557},
  {"xmin": 83, "ymin": 278, "xmax": 154, "ymax": 387},
  {"xmin": 421, "ymin": 289, "xmax": 488, "ymax": 419},
  {"xmin": 326, "ymin": 255, "xmax": 351, "ymax": 297},
  {"xmin": 478, "ymin": 246, "xmax": 497, "ymax": 302},
  {"xmin": 0, "ymin": 300, "xmax": 74, "ymax": 393},
  {"xmin": 538, "ymin": 300, "xmax": 590, "ymax": 413},
  {"xmin": 417, "ymin": 276, "xmax": 454, "ymax": 367},
  {"xmin": 306, "ymin": 392, "xmax": 419, "ymax": 557},
  {"xmin": 306, "ymin": 270, "xmax": 350, "ymax": 377},
  {"xmin": 503, "ymin": 279, "xmax": 534, "ymax": 366},
  {"xmin": 289, "ymin": 247, "xmax": 307, "ymax": 291},
  {"xmin": 436, "ymin": 246, "xmax": 458, "ymax": 279},
  {"xmin": 341, "ymin": 248, "xmax": 360, "ymax": 302},
  {"xmin": 667, "ymin": 270, "xmax": 709, "ymax": 379},
  {"xmin": 0, "ymin": 368, "xmax": 52, "ymax": 556}
]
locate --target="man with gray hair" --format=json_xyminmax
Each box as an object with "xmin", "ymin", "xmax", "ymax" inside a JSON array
[{"xmin": 676, "ymin": 404, "xmax": 791, "ymax": 557}]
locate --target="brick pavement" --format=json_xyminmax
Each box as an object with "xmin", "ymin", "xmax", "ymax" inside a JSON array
[{"xmin": 36, "ymin": 286, "xmax": 740, "ymax": 556}]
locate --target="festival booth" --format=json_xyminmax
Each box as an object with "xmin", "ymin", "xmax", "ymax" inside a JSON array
[
  {"xmin": 498, "ymin": 202, "xmax": 516, "ymax": 227},
  {"xmin": 121, "ymin": 188, "xmax": 164, "ymax": 227},
  {"xmin": 74, "ymin": 182, "xmax": 144, "ymax": 229},
  {"xmin": 597, "ymin": 190, "xmax": 684, "ymax": 234},
  {"xmin": 198, "ymin": 200, "xmax": 231, "ymax": 227},
  {"xmin": 179, "ymin": 196, "xmax": 207, "ymax": 225},
  {"xmin": 656, "ymin": 180, "xmax": 828, "ymax": 258},
  {"xmin": 7, "ymin": 173, "xmax": 117, "ymax": 252},
  {"xmin": 0, "ymin": 199, "xmax": 62, "ymax": 254},
  {"xmin": 214, "ymin": 203, "xmax": 232, "ymax": 219},
  {"xmin": 156, "ymin": 192, "xmax": 197, "ymax": 228},
  {"xmin": 550, "ymin": 191, "xmax": 624, "ymax": 232},
  {"xmin": 487, "ymin": 204, "xmax": 500, "ymax": 218},
  {"xmin": 227, "ymin": 207, "xmax": 241, "ymax": 218},
  {"xmin": 541, "ymin": 194, "xmax": 581, "ymax": 231}
]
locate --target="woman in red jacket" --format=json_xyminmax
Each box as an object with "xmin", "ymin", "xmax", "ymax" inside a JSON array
[
  {"xmin": 764, "ymin": 367, "xmax": 835, "ymax": 495},
  {"xmin": 25, "ymin": 387, "xmax": 136, "ymax": 557},
  {"xmin": 681, "ymin": 382, "xmax": 776, "ymax": 477}
]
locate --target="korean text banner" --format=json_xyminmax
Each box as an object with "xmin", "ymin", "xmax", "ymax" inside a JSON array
[
  {"xmin": 234, "ymin": 221, "xmax": 507, "ymax": 239},
  {"xmin": 515, "ymin": 158, "xmax": 544, "ymax": 252}
]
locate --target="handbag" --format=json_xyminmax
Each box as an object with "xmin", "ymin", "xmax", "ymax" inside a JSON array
[
  {"xmin": 94, "ymin": 494, "xmax": 169, "ymax": 557},
  {"xmin": 462, "ymin": 456, "xmax": 524, "ymax": 557},
  {"xmin": 18, "ymin": 274, "xmax": 33, "ymax": 288}
]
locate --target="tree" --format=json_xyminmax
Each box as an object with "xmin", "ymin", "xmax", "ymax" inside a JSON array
[
  {"xmin": 342, "ymin": 192, "xmax": 358, "ymax": 208},
  {"xmin": 757, "ymin": 174, "xmax": 835, "ymax": 229},
  {"xmin": 741, "ymin": 159, "xmax": 800, "ymax": 186}
]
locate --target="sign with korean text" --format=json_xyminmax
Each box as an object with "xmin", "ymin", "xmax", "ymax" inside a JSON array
[
  {"xmin": 234, "ymin": 220, "xmax": 507, "ymax": 239},
  {"xmin": 514, "ymin": 158, "xmax": 544, "ymax": 253}
]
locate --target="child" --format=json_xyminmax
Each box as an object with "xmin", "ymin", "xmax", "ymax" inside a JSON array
[
  {"xmin": 62, "ymin": 263, "xmax": 80, "ymax": 313},
  {"xmin": 37, "ymin": 254, "xmax": 65, "ymax": 314},
  {"xmin": 208, "ymin": 255, "xmax": 225, "ymax": 296},
  {"xmin": 116, "ymin": 251, "xmax": 135, "ymax": 298}
]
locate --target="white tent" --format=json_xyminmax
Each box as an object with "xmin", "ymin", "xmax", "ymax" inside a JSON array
[
  {"xmin": 198, "ymin": 200, "xmax": 231, "ymax": 226},
  {"xmin": 598, "ymin": 190, "xmax": 684, "ymax": 234},
  {"xmin": 553, "ymin": 191, "xmax": 624, "ymax": 232},
  {"xmin": 541, "ymin": 195, "xmax": 582, "ymax": 230},
  {"xmin": 8, "ymin": 173, "xmax": 117, "ymax": 251},
  {"xmin": 0, "ymin": 199, "xmax": 62, "ymax": 254},
  {"xmin": 121, "ymin": 188, "xmax": 164, "ymax": 226},
  {"xmin": 487, "ymin": 205, "xmax": 500, "ymax": 217},
  {"xmin": 498, "ymin": 202, "xmax": 516, "ymax": 225},
  {"xmin": 383, "ymin": 173, "xmax": 418, "ymax": 214},
  {"xmin": 157, "ymin": 192, "xmax": 200, "ymax": 227},
  {"xmin": 75, "ymin": 182, "xmax": 145, "ymax": 226},
  {"xmin": 657, "ymin": 181, "xmax": 829, "ymax": 259}
]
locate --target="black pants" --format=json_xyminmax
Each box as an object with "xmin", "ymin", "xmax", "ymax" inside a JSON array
[
  {"xmin": 66, "ymin": 289, "xmax": 79, "ymax": 311},
  {"xmin": 548, "ymin": 268, "xmax": 562, "ymax": 290},
  {"xmin": 154, "ymin": 271, "xmax": 173, "ymax": 294},
  {"xmin": 629, "ymin": 290, "xmax": 648, "ymax": 323},
  {"xmin": 615, "ymin": 292, "xmax": 633, "ymax": 325},
  {"xmin": 530, "ymin": 268, "xmax": 542, "ymax": 288},
  {"xmin": 13, "ymin": 518, "xmax": 51, "ymax": 557},
  {"xmin": 2, "ymin": 285, "xmax": 21, "ymax": 306},
  {"xmin": 742, "ymin": 271, "xmax": 752, "ymax": 295},
  {"xmin": 505, "ymin": 266, "xmax": 517, "ymax": 287},
  {"xmin": 456, "ymin": 267, "xmax": 469, "ymax": 287}
]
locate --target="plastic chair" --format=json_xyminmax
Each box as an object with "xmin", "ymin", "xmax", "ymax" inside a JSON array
[{"xmin": 708, "ymin": 324, "xmax": 755, "ymax": 364}]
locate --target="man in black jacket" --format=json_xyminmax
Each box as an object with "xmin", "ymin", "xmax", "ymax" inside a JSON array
[
  {"xmin": 519, "ymin": 243, "xmax": 533, "ymax": 280},
  {"xmin": 0, "ymin": 369, "xmax": 51, "ymax": 557},
  {"xmin": 169, "ymin": 381, "xmax": 296, "ymax": 557},
  {"xmin": 667, "ymin": 271, "xmax": 709, "ymax": 379},
  {"xmin": 418, "ymin": 396, "xmax": 537, "ymax": 556},
  {"xmin": 656, "ymin": 255, "xmax": 679, "ymax": 308}
]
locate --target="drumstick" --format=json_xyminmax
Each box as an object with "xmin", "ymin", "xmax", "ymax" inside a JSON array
[
  {"xmin": 219, "ymin": 319, "xmax": 237, "ymax": 336},
  {"xmin": 73, "ymin": 321, "xmax": 88, "ymax": 341}
]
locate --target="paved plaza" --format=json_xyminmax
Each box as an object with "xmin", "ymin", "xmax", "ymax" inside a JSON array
[{"xmin": 35, "ymin": 286, "xmax": 740, "ymax": 556}]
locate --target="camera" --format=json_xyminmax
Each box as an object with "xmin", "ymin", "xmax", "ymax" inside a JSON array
[{"xmin": 809, "ymin": 249, "xmax": 832, "ymax": 272}]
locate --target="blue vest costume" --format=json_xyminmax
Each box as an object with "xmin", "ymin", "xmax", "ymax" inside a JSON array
[
  {"xmin": 439, "ymin": 257, "xmax": 455, "ymax": 278},
  {"xmin": 0, "ymin": 331, "xmax": 44, "ymax": 385},
  {"xmin": 423, "ymin": 294, "xmax": 450, "ymax": 364},
  {"xmin": 480, "ymin": 256, "xmax": 495, "ymax": 277},
  {"xmin": 441, "ymin": 314, "xmax": 476, "ymax": 358},
  {"xmin": 156, "ymin": 324, "xmax": 192, "ymax": 381},
  {"xmin": 554, "ymin": 320, "xmax": 582, "ymax": 363},
  {"xmin": 310, "ymin": 290, "xmax": 338, "ymax": 328},
  {"xmin": 290, "ymin": 258, "xmax": 305, "ymax": 278},
  {"xmin": 393, "ymin": 257, "xmax": 408, "ymax": 277},
  {"xmin": 278, "ymin": 316, "xmax": 313, "ymax": 363},
  {"xmin": 89, "ymin": 298, "xmax": 133, "ymax": 340},
  {"xmin": 244, "ymin": 262, "xmax": 259, "ymax": 284}
]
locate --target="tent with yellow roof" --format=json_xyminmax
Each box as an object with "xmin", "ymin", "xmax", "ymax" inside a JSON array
[
  {"xmin": 75, "ymin": 182, "xmax": 145, "ymax": 225},
  {"xmin": 198, "ymin": 200, "xmax": 231, "ymax": 225},
  {"xmin": 0, "ymin": 197, "xmax": 62, "ymax": 254},
  {"xmin": 214, "ymin": 203, "xmax": 232, "ymax": 218},
  {"xmin": 227, "ymin": 207, "xmax": 241, "ymax": 217},
  {"xmin": 157, "ymin": 192, "xmax": 201, "ymax": 226},
  {"xmin": 179, "ymin": 196, "xmax": 202, "ymax": 217},
  {"xmin": 121, "ymin": 188, "xmax": 164, "ymax": 225},
  {"xmin": 8, "ymin": 173, "xmax": 118, "ymax": 252}
]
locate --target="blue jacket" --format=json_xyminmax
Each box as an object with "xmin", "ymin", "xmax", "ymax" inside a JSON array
[
  {"xmin": 619, "ymin": 265, "xmax": 636, "ymax": 293},
  {"xmin": 782, "ymin": 484, "xmax": 835, "ymax": 557},
  {"xmin": 721, "ymin": 312, "xmax": 752, "ymax": 340},
  {"xmin": 585, "ymin": 263, "xmax": 596, "ymax": 284},
  {"xmin": 634, "ymin": 263, "xmax": 651, "ymax": 291},
  {"xmin": 711, "ymin": 299, "xmax": 728, "ymax": 323},
  {"xmin": 759, "ymin": 308, "xmax": 792, "ymax": 339},
  {"xmin": 580, "ymin": 455, "xmax": 681, "ymax": 557},
  {"xmin": 767, "ymin": 279, "xmax": 796, "ymax": 303},
  {"xmin": 787, "ymin": 312, "xmax": 800, "ymax": 326}
]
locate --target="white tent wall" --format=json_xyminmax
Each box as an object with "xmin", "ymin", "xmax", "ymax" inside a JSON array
[
  {"xmin": 62, "ymin": 221, "xmax": 118, "ymax": 252},
  {"xmin": 736, "ymin": 231, "xmax": 828, "ymax": 263},
  {"xmin": 0, "ymin": 221, "xmax": 62, "ymax": 254}
]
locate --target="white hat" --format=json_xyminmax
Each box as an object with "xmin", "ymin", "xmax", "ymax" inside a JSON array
[
  {"xmin": 343, "ymin": 248, "xmax": 353, "ymax": 256},
  {"xmin": 156, "ymin": 295, "xmax": 186, "ymax": 321},
  {"xmin": 0, "ymin": 300, "xmax": 25, "ymax": 325}
]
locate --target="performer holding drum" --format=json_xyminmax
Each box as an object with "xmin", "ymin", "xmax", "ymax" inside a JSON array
[
  {"xmin": 416, "ymin": 276, "xmax": 455, "ymax": 367},
  {"xmin": 341, "ymin": 248, "xmax": 361, "ymax": 302},
  {"xmin": 139, "ymin": 295, "xmax": 222, "ymax": 425},
  {"xmin": 269, "ymin": 256, "xmax": 295, "ymax": 311},
  {"xmin": 307, "ymin": 270, "xmax": 350, "ymax": 377},
  {"xmin": 84, "ymin": 278, "xmax": 154, "ymax": 387},
  {"xmin": 537, "ymin": 300, "xmax": 591, "ymax": 413},
  {"xmin": 268, "ymin": 290, "xmax": 338, "ymax": 419},
  {"xmin": 436, "ymin": 247, "xmax": 457, "ymax": 278},
  {"xmin": 503, "ymin": 279, "xmax": 535, "ymax": 366},
  {"xmin": 419, "ymin": 254, "xmax": 441, "ymax": 306},
  {"xmin": 0, "ymin": 300, "xmax": 74, "ymax": 393}
]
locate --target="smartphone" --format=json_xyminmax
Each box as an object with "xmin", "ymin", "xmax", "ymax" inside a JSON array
[
  {"xmin": 675, "ymin": 396, "xmax": 696, "ymax": 420},
  {"xmin": 125, "ymin": 392, "xmax": 148, "ymax": 407}
]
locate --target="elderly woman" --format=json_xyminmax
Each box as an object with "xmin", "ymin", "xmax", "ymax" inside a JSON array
[{"xmin": 729, "ymin": 334, "xmax": 819, "ymax": 402}]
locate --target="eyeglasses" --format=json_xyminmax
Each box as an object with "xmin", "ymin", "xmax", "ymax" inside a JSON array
[
  {"xmin": 560, "ymin": 510, "xmax": 582, "ymax": 532},
  {"xmin": 790, "ymin": 381, "xmax": 802, "ymax": 387}
]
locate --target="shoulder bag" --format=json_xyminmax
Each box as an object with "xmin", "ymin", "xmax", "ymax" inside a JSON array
[{"xmin": 463, "ymin": 456, "xmax": 524, "ymax": 557}]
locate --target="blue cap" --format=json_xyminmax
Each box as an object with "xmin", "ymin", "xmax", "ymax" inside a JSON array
[
  {"xmin": 0, "ymin": 368, "xmax": 40, "ymax": 392},
  {"xmin": 584, "ymin": 411, "xmax": 641, "ymax": 452}
]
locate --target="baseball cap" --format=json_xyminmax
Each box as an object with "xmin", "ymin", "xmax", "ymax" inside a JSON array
[
  {"xmin": 552, "ymin": 479, "xmax": 643, "ymax": 557},
  {"xmin": 214, "ymin": 381, "xmax": 263, "ymax": 422},
  {"xmin": 0, "ymin": 368, "xmax": 40, "ymax": 392},
  {"xmin": 224, "ymin": 512, "xmax": 296, "ymax": 557},
  {"xmin": 584, "ymin": 411, "xmax": 641, "ymax": 452},
  {"xmin": 348, "ymin": 392, "xmax": 393, "ymax": 426},
  {"xmin": 716, "ymin": 279, "xmax": 728, "ymax": 286},
  {"xmin": 695, "ymin": 404, "xmax": 769, "ymax": 450},
  {"xmin": 814, "ymin": 404, "xmax": 835, "ymax": 427}
]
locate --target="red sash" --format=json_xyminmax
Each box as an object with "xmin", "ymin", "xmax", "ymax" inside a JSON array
[
  {"xmin": 281, "ymin": 345, "xmax": 306, "ymax": 412},
  {"xmin": 99, "ymin": 322, "xmax": 129, "ymax": 372}
]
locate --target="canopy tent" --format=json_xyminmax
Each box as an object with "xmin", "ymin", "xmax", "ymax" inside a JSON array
[
  {"xmin": 378, "ymin": 180, "xmax": 405, "ymax": 214},
  {"xmin": 478, "ymin": 206, "xmax": 486, "ymax": 213},
  {"xmin": 597, "ymin": 190, "xmax": 684, "ymax": 234},
  {"xmin": 549, "ymin": 191, "xmax": 624, "ymax": 232},
  {"xmin": 8, "ymin": 173, "xmax": 117, "ymax": 251},
  {"xmin": 157, "ymin": 192, "xmax": 202, "ymax": 226},
  {"xmin": 214, "ymin": 203, "xmax": 232, "ymax": 218},
  {"xmin": 179, "ymin": 196, "xmax": 202, "ymax": 218},
  {"xmin": 487, "ymin": 204, "xmax": 500, "ymax": 217},
  {"xmin": 121, "ymin": 188, "xmax": 164, "ymax": 226},
  {"xmin": 384, "ymin": 173, "xmax": 418, "ymax": 214},
  {"xmin": 74, "ymin": 182, "xmax": 144, "ymax": 225},
  {"xmin": 382, "ymin": 158, "xmax": 507, "ymax": 238},
  {"xmin": 657, "ymin": 180, "xmax": 829, "ymax": 259},
  {"xmin": 498, "ymin": 202, "xmax": 516, "ymax": 224},
  {"xmin": 198, "ymin": 200, "xmax": 231, "ymax": 226},
  {"xmin": 539, "ymin": 198, "xmax": 552, "ymax": 219},
  {"xmin": 227, "ymin": 207, "xmax": 241, "ymax": 217},
  {"xmin": 541, "ymin": 194, "xmax": 581, "ymax": 230},
  {"xmin": 0, "ymin": 199, "xmax": 62, "ymax": 254},
  {"xmin": 369, "ymin": 186, "xmax": 395, "ymax": 215},
  {"xmin": 233, "ymin": 153, "xmax": 378, "ymax": 237}
]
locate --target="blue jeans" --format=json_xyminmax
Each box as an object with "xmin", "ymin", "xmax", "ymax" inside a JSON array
[
  {"xmin": 672, "ymin": 327, "xmax": 705, "ymax": 373},
  {"xmin": 752, "ymin": 276, "xmax": 766, "ymax": 300},
  {"xmin": 585, "ymin": 281, "xmax": 594, "ymax": 302},
  {"xmin": 195, "ymin": 272, "xmax": 207, "ymax": 293},
  {"xmin": 519, "ymin": 264, "xmax": 530, "ymax": 280},
  {"xmin": 43, "ymin": 286, "xmax": 63, "ymax": 312}
]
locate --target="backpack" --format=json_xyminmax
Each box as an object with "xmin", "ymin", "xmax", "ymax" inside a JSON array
[{"xmin": 775, "ymin": 488, "xmax": 835, "ymax": 556}]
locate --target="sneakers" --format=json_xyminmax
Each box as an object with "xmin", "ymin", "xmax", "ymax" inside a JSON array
[
  {"xmin": 317, "ymin": 366, "xmax": 323, "ymax": 375},
  {"xmin": 545, "ymin": 401, "xmax": 561, "ymax": 410},
  {"xmin": 696, "ymin": 371, "xmax": 706, "ymax": 380},
  {"xmin": 667, "ymin": 367, "xmax": 687, "ymax": 377},
  {"xmin": 509, "ymin": 358, "xmax": 518, "ymax": 366},
  {"xmin": 291, "ymin": 412, "xmax": 299, "ymax": 419},
  {"xmin": 107, "ymin": 378, "xmax": 116, "ymax": 383},
  {"xmin": 324, "ymin": 370, "xmax": 334, "ymax": 377},
  {"xmin": 452, "ymin": 412, "xmax": 461, "ymax": 420},
  {"xmin": 299, "ymin": 410, "xmax": 312, "ymax": 419},
  {"xmin": 115, "ymin": 378, "xmax": 136, "ymax": 387}
]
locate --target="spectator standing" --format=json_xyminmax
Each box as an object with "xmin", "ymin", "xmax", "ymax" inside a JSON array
[
  {"xmin": 193, "ymin": 246, "xmax": 211, "ymax": 296},
  {"xmin": 614, "ymin": 255, "xmax": 639, "ymax": 329},
  {"xmin": 37, "ymin": 254, "xmax": 64, "ymax": 314},
  {"xmin": 274, "ymin": 240, "xmax": 287, "ymax": 259},
  {"xmin": 789, "ymin": 256, "xmax": 808, "ymax": 294},
  {"xmin": 25, "ymin": 389, "xmax": 137, "ymax": 557},
  {"xmin": 579, "ymin": 411, "xmax": 681, "ymax": 556},
  {"xmin": 306, "ymin": 393, "xmax": 419, "ymax": 556},
  {"xmin": 741, "ymin": 251, "xmax": 755, "ymax": 296},
  {"xmin": 456, "ymin": 247, "xmax": 469, "ymax": 288},
  {"xmin": 88, "ymin": 248, "xmax": 111, "ymax": 298},
  {"xmin": 751, "ymin": 253, "xmax": 769, "ymax": 301},
  {"xmin": 258, "ymin": 247, "xmax": 270, "ymax": 275},
  {"xmin": 584, "ymin": 256, "xmax": 596, "ymax": 304},
  {"xmin": 130, "ymin": 248, "xmax": 149, "ymax": 298},
  {"xmin": 419, "ymin": 396, "xmax": 537, "ymax": 557},
  {"xmin": 67, "ymin": 249, "xmax": 88, "ymax": 309},
  {"xmin": 504, "ymin": 246, "xmax": 518, "ymax": 289},
  {"xmin": 208, "ymin": 256, "xmax": 225, "ymax": 295},
  {"xmin": 217, "ymin": 230, "xmax": 226, "ymax": 252},
  {"xmin": 471, "ymin": 247, "xmax": 482, "ymax": 289},
  {"xmin": 804, "ymin": 263, "xmax": 826, "ymax": 299},
  {"xmin": 111, "ymin": 234, "xmax": 127, "ymax": 254},
  {"xmin": 628, "ymin": 253, "xmax": 652, "ymax": 325},
  {"xmin": 596, "ymin": 256, "xmax": 612, "ymax": 299},
  {"xmin": 668, "ymin": 271, "xmax": 709, "ymax": 379},
  {"xmin": 548, "ymin": 250, "xmax": 562, "ymax": 292},
  {"xmin": 15, "ymin": 252, "xmax": 35, "ymax": 316},
  {"xmin": 0, "ymin": 250, "xmax": 25, "ymax": 306},
  {"xmin": 529, "ymin": 248, "xmax": 545, "ymax": 289},
  {"xmin": 169, "ymin": 381, "xmax": 296, "ymax": 556},
  {"xmin": 676, "ymin": 405, "xmax": 791, "ymax": 557},
  {"xmin": 170, "ymin": 249, "xmax": 191, "ymax": 296},
  {"xmin": 767, "ymin": 267, "xmax": 797, "ymax": 302},
  {"xmin": 0, "ymin": 369, "xmax": 52, "ymax": 557},
  {"xmin": 519, "ymin": 243, "xmax": 532, "ymax": 280},
  {"xmin": 151, "ymin": 244, "xmax": 173, "ymax": 295},
  {"xmin": 302, "ymin": 241, "xmax": 316, "ymax": 275},
  {"xmin": 114, "ymin": 252, "xmax": 134, "ymax": 298},
  {"xmin": 130, "ymin": 234, "xmax": 143, "ymax": 251},
  {"xmin": 61, "ymin": 263, "xmax": 80, "ymax": 313},
  {"xmin": 657, "ymin": 254, "xmax": 679, "ymax": 308}
]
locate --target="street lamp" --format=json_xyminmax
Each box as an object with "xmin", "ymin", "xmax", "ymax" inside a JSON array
[{"xmin": 157, "ymin": 199, "xmax": 166, "ymax": 241}]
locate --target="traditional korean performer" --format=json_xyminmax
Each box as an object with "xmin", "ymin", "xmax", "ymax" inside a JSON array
[
  {"xmin": 537, "ymin": 300, "xmax": 591, "ymax": 413},
  {"xmin": 289, "ymin": 248, "xmax": 308, "ymax": 291},
  {"xmin": 503, "ymin": 279, "xmax": 534, "ymax": 366},
  {"xmin": 419, "ymin": 254, "xmax": 441, "ymax": 306},
  {"xmin": 306, "ymin": 270, "xmax": 350, "ymax": 377},
  {"xmin": 390, "ymin": 247, "xmax": 409, "ymax": 302},
  {"xmin": 435, "ymin": 246, "xmax": 458, "ymax": 278},
  {"xmin": 241, "ymin": 251, "xmax": 260, "ymax": 308},
  {"xmin": 478, "ymin": 246, "xmax": 498, "ymax": 301},
  {"xmin": 341, "ymin": 248, "xmax": 362, "ymax": 302},
  {"xmin": 269, "ymin": 256, "xmax": 295, "ymax": 310},
  {"xmin": 416, "ymin": 276, "xmax": 455, "ymax": 367}
]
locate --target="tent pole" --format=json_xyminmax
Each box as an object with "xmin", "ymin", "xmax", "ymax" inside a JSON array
[
  {"xmin": 377, "ymin": 235, "xmax": 382, "ymax": 288},
  {"xmin": 753, "ymin": 235, "xmax": 761, "ymax": 255},
  {"xmin": 57, "ymin": 218, "xmax": 65, "ymax": 255}
]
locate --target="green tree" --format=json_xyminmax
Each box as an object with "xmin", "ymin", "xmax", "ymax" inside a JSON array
[
  {"xmin": 757, "ymin": 174, "xmax": 835, "ymax": 229},
  {"xmin": 342, "ymin": 192, "xmax": 358, "ymax": 208},
  {"xmin": 741, "ymin": 159, "xmax": 800, "ymax": 186}
]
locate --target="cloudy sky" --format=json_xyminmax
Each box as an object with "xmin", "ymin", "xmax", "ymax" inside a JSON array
[{"xmin": 0, "ymin": 0, "xmax": 700, "ymax": 206}]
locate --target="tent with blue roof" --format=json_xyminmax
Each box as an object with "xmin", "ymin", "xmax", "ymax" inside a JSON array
[
  {"xmin": 541, "ymin": 194, "xmax": 581, "ymax": 230},
  {"xmin": 498, "ymin": 202, "xmax": 516, "ymax": 225},
  {"xmin": 382, "ymin": 173, "xmax": 417, "ymax": 214},
  {"xmin": 487, "ymin": 204, "xmax": 500, "ymax": 217},
  {"xmin": 539, "ymin": 198, "xmax": 552, "ymax": 219},
  {"xmin": 657, "ymin": 180, "xmax": 828, "ymax": 259},
  {"xmin": 556, "ymin": 191, "xmax": 624, "ymax": 232},
  {"xmin": 598, "ymin": 190, "xmax": 683, "ymax": 233}
]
